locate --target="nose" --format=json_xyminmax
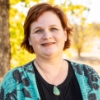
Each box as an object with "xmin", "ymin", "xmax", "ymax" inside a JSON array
[{"xmin": 42, "ymin": 30, "xmax": 52, "ymax": 40}]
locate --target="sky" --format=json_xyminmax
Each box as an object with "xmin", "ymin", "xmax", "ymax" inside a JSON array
[
  {"xmin": 86, "ymin": 0, "xmax": 100, "ymax": 23},
  {"xmin": 55, "ymin": 0, "xmax": 100, "ymax": 23}
]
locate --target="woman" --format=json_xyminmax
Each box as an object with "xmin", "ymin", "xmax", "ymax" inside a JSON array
[{"xmin": 0, "ymin": 3, "xmax": 100, "ymax": 100}]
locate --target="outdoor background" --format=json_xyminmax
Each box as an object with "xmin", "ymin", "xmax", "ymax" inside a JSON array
[{"xmin": 0, "ymin": 0, "xmax": 100, "ymax": 82}]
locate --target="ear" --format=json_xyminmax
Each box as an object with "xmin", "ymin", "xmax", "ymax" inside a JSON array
[{"xmin": 64, "ymin": 29, "xmax": 67, "ymax": 42}]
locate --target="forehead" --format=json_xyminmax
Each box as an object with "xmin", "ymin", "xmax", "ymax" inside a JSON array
[{"xmin": 31, "ymin": 11, "xmax": 62, "ymax": 28}]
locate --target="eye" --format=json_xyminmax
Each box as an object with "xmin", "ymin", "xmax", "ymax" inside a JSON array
[
  {"xmin": 50, "ymin": 28, "xmax": 58, "ymax": 31},
  {"xmin": 35, "ymin": 29, "xmax": 43, "ymax": 33}
]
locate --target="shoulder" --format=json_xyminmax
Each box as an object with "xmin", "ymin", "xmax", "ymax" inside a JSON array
[
  {"xmin": 68, "ymin": 60, "xmax": 100, "ymax": 99},
  {"xmin": 69, "ymin": 60, "xmax": 99, "ymax": 77},
  {"xmin": 0, "ymin": 61, "xmax": 34, "ymax": 97},
  {"xmin": 69, "ymin": 60, "xmax": 100, "ymax": 89},
  {"xmin": 1, "ymin": 61, "xmax": 33, "ymax": 85}
]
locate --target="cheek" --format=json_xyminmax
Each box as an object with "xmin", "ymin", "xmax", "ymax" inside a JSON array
[
  {"xmin": 30, "ymin": 37, "xmax": 40, "ymax": 45},
  {"xmin": 60, "ymin": 32, "xmax": 67, "ymax": 41}
]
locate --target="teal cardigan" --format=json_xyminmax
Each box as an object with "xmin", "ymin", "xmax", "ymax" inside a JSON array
[{"xmin": 0, "ymin": 60, "xmax": 100, "ymax": 100}]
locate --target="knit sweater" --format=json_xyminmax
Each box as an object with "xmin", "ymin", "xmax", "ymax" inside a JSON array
[{"xmin": 0, "ymin": 60, "xmax": 100, "ymax": 100}]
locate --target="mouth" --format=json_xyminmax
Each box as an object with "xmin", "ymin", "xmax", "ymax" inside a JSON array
[{"xmin": 41, "ymin": 42, "xmax": 55, "ymax": 46}]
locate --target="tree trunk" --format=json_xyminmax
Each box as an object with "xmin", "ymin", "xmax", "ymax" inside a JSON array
[
  {"xmin": 77, "ymin": 48, "xmax": 81, "ymax": 58},
  {"xmin": 0, "ymin": 0, "xmax": 10, "ymax": 82}
]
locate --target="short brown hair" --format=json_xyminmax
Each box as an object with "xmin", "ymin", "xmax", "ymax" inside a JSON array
[{"xmin": 21, "ymin": 3, "xmax": 73, "ymax": 53}]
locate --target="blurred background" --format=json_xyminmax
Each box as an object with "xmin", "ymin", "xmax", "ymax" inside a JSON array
[{"xmin": 0, "ymin": 0, "xmax": 100, "ymax": 82}]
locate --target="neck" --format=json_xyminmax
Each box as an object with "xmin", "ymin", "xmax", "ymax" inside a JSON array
[{"xmin": 35, "ymin": 55, "xmax": 63, "ymax": 75}]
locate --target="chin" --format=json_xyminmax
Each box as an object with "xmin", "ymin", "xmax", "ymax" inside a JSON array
[{"xmin": 44, "ymin": 51, "xmax": 60, "ymax": 57}]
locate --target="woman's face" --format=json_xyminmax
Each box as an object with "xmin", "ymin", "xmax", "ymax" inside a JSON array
[{"xmin": 29, "ymin": 11, "xmax": 67, "ymax": 58}]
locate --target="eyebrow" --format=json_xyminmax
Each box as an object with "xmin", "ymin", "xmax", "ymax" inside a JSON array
[
  {"xmin": 32, "ymin": 27, "xmax": 42, "ymax": 32},
  {"xmin": 50, "ymin": 25, "xmax": 57, "ymax": 27},
  {"xmin": 33, "ymin": 25, "xmax": 57, "ymax": 31}
]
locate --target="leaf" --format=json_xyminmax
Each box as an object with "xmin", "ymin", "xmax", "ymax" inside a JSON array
[{"xmin": 10, "ymin": 0, "xmax": 21, "ymax": 5}]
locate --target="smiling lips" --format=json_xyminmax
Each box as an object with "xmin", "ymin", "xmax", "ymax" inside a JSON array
[{"xmin": 41, "ymin": 42, "xmax": 55, "ymax": 46}]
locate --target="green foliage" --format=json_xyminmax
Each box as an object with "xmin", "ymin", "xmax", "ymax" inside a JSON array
[
  {"xmin": 10, "ymin": 0, "xmax": 21, "ymax": 5},
  {"xmin": 10, "ymin": 0, "xmax": 40, "ymax": 5},
  {"xmin": 47, "ymin": 0, "xmax": 54, "ymax": 5},
  {"xmin": 9, "ymin": 2, "xmax": 36, "ymax": 69}
]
